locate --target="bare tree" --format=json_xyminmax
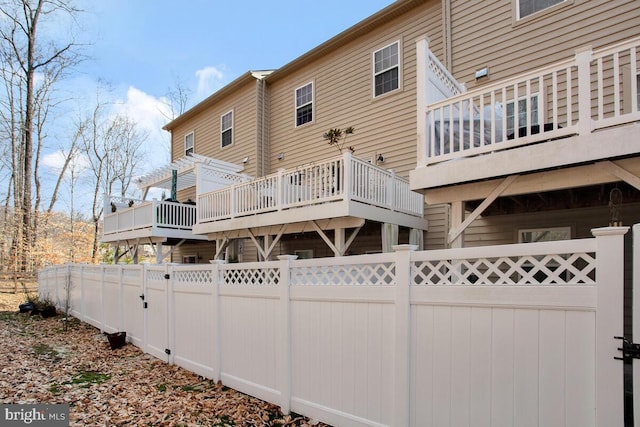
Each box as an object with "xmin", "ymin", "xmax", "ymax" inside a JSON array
[
  {"xmin": 78, "ymin": 93, "xmax": 147, "ymax": 262},
  {"xmin": 0, "ymin": 0, "xmax": 83, "ymax": 273}
]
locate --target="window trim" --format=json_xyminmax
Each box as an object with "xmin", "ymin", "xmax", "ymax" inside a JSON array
[
  {"xmin": 220, "ymin": 110, "xmax": 234, "ymax": 148},
  {"xmin": 518, "ymin": 226, "xmax": 571, "ymax": 243},
  {"xmin": 514, "ymin": 0, "xmax": 570, "ymax": 22},
  {"xmin": 184, "ymin": 131, "xmax": 195, "ymax": 156},
  {"xmin": 294, "ymin": 81, "xmax": 314, "ymax": 128},
  {"xmin": 372, "ymin": 40, "xmax": 402, "ymax": 98}
]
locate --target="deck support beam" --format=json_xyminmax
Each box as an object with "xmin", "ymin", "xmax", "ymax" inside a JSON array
[
  {"xmin": 447, "ymin": 175, "xmax": 519, "ymax": 245},
  {"xmin": 247, "ymin": 225, "xmax": 287, "ymax": 261},
  {"xmin": 597, "ymin": 160, "xmax": 640, "ymax": 190},
  {"xmin": 310, "ymin": 220, "xmax": 362, "ymax": 256}
]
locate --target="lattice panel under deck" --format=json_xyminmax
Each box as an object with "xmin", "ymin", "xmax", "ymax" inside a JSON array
[
  {"xmin": 412, "ymin": 252, "xmax": 596, "ymax": 285},
  {"xmin": 222, "ymin": 268, "xmax": 279, "ymax": 286},
  {"xmin": 291, "ymin": 263, "xmax": 395, "ymax": 286}
]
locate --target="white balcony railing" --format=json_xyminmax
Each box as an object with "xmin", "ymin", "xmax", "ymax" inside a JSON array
[
  {"xmin": 103, "ymin": 198, "xmax": 197, "ymax": 236},
  {"xmin": 421, "ymin": 36, "xmax": 640, "ymax": 165},
  {"xmin": 197, "ymin": 152, "xmax": 424, "ymax": 223}
]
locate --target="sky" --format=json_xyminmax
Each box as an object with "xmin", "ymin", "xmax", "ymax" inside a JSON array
[{"xmin": 41, "ymin": 0, "xmax": 397, "ymax": 210}]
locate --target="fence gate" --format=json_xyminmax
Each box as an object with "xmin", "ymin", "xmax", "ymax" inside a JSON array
[{"xmin": 144, "ymin": 265, "xmax": 170, "ymax": 363}]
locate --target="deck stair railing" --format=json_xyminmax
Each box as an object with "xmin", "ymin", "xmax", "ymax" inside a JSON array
[
  {"xmin": 422, "ymin": 36, "xmax": 640, "ymax": 165},
  {"xmin": 197, "ymin": 152, "xmax": 424, "ymax": 223}
]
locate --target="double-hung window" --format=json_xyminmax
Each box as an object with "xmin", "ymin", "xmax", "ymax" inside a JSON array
[
  {"xmin": 295, "ymin": 82, "xmax": 313, "ymax": 127},
  {"xmin": 506, "ymin": 94, "xmax": 539, "ymax": 137},
  {"xmin": 184, "ymin": 132, "xmax": 194, "ymax": 156},
  {"xmin": 373, "ymin": 41, "xmax": 400, "ymax": 97},
  {"xmin": 517, "ymin": 0, "xmax": 565, "ymax": 19},
  {"xmin": 221, "ymin": 111, "xmax": 233, "ymax": 148}
]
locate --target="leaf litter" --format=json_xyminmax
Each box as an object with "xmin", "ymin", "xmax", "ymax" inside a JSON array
[{"xmin": 0, "ymin": 298, "xmax": 328, "ymax": 427}]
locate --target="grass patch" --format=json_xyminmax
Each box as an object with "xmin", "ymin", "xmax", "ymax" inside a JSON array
[
  {"xmin": 157, "ymin": 383, "xmax": 167, "ymax": 392},
  {"xmin": 49, "ymin": 383, "xmax": 62, "ymax": 395},
  {"xmin": 65, "ymin": 370, "xmax": 111, "ymax": 388},
  {"xmin": 32, "ymin": 342, "xmax": 59, "ymax": 358}
]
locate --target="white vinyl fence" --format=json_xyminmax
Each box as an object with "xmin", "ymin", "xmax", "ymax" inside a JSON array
[{"xmin": 39, "ymin": 227, "xmax": 629, "ymax": 427}]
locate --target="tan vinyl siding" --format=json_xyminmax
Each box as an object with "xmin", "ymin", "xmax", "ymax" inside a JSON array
[
  {"xmin": 463, "ymin": 203, "xmax": 640, "ymax": 247},
  {"xmin": 424, "ymin": 204, "xmax": 448, "ymax": 249},
  {"xmin": 170, "ymin": 242, "xmax": 217, "ymax": 264},
  {"xmin": 267, "ymin": 2, "xmax": 442, "ymax": 181},
  {"xmin": 170, "ymin": 81, "xmax": 260, "ymax": 177},
  {"xmin": 450, "ymin": 0, "xmax": 640, "ymax": 89}
]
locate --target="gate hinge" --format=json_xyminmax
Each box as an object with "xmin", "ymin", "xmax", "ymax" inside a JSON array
[
  {"xmin": 143, "ymin": 302, "xmax": 148, "ymax": 309},
  {"xmin": 165, "ymin": 348, "xmax": 171, "ymax": 355},
  {"xmin": 164, "ymin": 274, "xmax": 170, "ymax": 280},
  {"xmin": 614, "ymin": 336, "xmax": 640, "ymax": 360}
]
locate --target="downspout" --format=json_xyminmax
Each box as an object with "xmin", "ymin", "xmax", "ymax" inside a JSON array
[
  {"xmin": 442, "ymin": 0, "xmax": 452, "ymax": 69},
  {"xmin": 261, "ymin": 77, "xmax": 266, "ymax": 177}
]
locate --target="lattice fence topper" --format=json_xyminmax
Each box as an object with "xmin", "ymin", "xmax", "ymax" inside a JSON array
[
  {"xmin": 174, "ymin": 269, "xmax": 213, "ymax": 284},
  {"xmin": 222, "ymin": 267, "xmax": 280, "ymax": 286},
  {"xmin": 291, "ymin": 262, "xmax": 395, "ymax": 285},
  {"xmin": 412, "ymin": 252, "xmax": 596, "ymax": 285},
  {"xmin": 147, "ymin": 269, "xmax": 167, "ymax": 283},
  {"xmin": 123, "ymin": 268, "xmax": 142, "ymax": 279}
]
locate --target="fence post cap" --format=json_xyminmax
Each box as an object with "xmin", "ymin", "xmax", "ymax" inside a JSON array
[{"xmin": 591, "ymin": 226, "xmax": 629, "ymax": 237}]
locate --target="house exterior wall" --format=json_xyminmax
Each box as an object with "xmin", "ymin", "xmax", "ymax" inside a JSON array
[
  {"xmin": 266, "ymin": 1, "xmax": 443, "ymax": 181},
  {"xmin": 169, "ymin": 78, "xmax": 260, "ymax": 179},
  {"xmin": 161, "ymin": 0, "xmax": 639, "ymax": 259},
  {"xmin": 449, "ymin": 0, "xmax": 640, "ymax": 91}
]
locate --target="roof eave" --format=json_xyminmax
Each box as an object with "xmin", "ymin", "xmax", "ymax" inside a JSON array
[{"xmin": 163, "ymin": 70, "xmax": 274, "ymax": 131}]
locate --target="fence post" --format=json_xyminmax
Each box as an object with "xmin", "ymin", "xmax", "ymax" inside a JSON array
[
  {"xmin": 592, "ymin": 226, "xmax": 628, "ymax": 426},
  {"xmin": 277, "ymin": 255, "xmax": 297, "ymax": 415},
  {"xmin": 167, "ymin": 264, "xmax": 175, "ymax": 365},
  {"xmin": 210, "ymin": 260, "xmax": 225, "ymax": 383},
  {"xmin": 394, "ymin": 244, "xmax": 417, "ymax": 427},
  {"xmin": 100, "ymin": 264, "xmax": 106, "ymax": 333},
  {"xmin": 80, "ymin": 265, "xmax": 86, "ymax": 322},
  {"xmin": 119, "ymin": 266, "xmax": 125, "ymax": 331}
]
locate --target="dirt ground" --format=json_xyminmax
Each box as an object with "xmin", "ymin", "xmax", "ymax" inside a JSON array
[{"xmin": 0, "ymin": 292, "xmax": 327, "ymax": 426}]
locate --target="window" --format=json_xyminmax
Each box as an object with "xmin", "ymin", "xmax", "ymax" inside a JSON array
[
  {"xmin": 221, "ymin": 111, "xmax": 233, "ymax": 148},
  {"xmin": 517, "ymin": 0, "xmax": 565, "ymax": 19},
  {"xmin": 373, "ymin": 41, "xmax": 400, "ymax": 97},
  {"xmin": 182, "ymin": 255, "xmax": 196, "ymax": 264},
  {"xmin": 506, "ymin": 94, "xmax": 539, "ymax": 137},
  {"xmin": 295, "ymin": 82, "xmax": 313, "ymax": 127},
  {"xmin": 184, "ymin": 132, "xmax": 194, "ymax": 156},
  {"xmin": 519, "ymin": 227, "xmax": 571, "ymax": 243},
  {"xmin": 294, "ymin": 249, "xmax": 313, "ymax": 260}
]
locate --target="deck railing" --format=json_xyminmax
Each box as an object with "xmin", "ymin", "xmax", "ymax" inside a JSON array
[
  {"xmin": 422, "ymin": 36, "xmax": 640, "ymax": 165},
  {"xmin": 197, "ymin": 152, "xmax": 424, "ymax": 223},
  {"xmin": 103, "ymin": 197, "xmax": 197, "ymax": 236}
]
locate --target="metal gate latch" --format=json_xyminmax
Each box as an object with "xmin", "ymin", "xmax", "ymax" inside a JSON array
[{"xmin": 614, "ymin": 336, "xmax": 640, "ymax": 360}]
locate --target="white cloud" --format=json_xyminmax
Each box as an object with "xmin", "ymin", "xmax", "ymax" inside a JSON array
[
  {"xmin": 195, "ymin": 66, "xmax": 226, "ymax": 100},
  {"xmin": 113, "ymin": 86, "xmax": 173, "ymax": 168},
  {"xmin": 42, "ymin": 150, "xmax": 90, "ymax": 174}
]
